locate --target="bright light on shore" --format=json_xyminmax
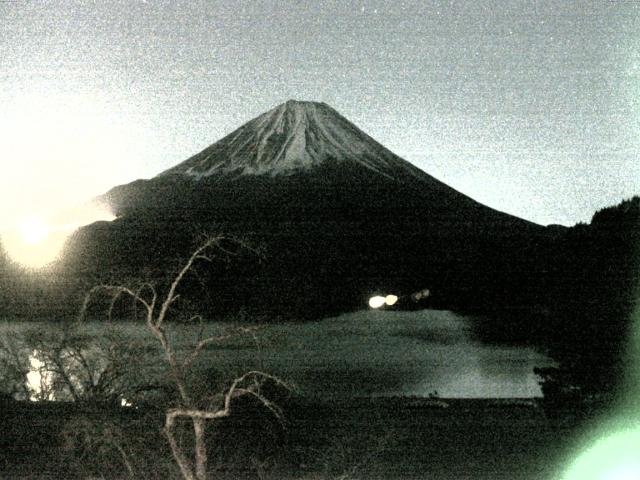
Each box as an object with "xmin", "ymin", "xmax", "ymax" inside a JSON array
[
  {"xmin": 369, "ymin": 294, "xmax": 399, "ymax": 309},
  {"xmin": 385, "ymin": 295, "xmax": 399, "ymax": 306},
  {"xmin": 369, "ymin": 296, "xmax": 386, "ymax": 309}
]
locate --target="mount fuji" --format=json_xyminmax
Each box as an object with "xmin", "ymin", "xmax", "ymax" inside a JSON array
[{"xmin": 65, "ymin": 100, "xmax": 550, "ymax": 319}]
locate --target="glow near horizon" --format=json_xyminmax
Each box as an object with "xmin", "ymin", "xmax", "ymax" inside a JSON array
[
  {"xmin": 0, "ymin": 91, "xmax": 126, "ymax": 268},
  {"xmin": 1, "ymin": 206, "xmax": 115, "ymax": 269}
]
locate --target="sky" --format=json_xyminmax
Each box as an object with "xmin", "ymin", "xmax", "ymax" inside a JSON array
[{"xmin": 1, "ymin": 0, "xmax": 639, "ymax": 227}]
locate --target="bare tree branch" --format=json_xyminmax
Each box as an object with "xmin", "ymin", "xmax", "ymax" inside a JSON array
[
  {"xmin": 224, "ymin": 370, "xmax": 289, "ymax": 412},
  {"xmin": 79, "ymin": 285, "xmax": 153, "ymax": 323},
  {"xmin": 233, "ymin": 388, "xmax": 285, "ymax": 425},
  {"xmin": 156, "ymin": 236, "xmax": 224, "ymax": 328},
  {"xmin": 183, "ymin": 326, "xmax": 258, "ymax": 369},
  {"xmin": 164, "ymin": 417, "xmax": 197, "ymax": 480}
]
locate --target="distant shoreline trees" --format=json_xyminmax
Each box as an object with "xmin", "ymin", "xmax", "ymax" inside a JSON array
[{"xmin": 536, "ymin": 196, "xmax": 640, "ymax": 415}]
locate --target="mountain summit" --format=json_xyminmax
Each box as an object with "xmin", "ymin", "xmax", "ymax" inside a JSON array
[{"xmin": 159, "ymin": 100, "xmax": 423, "ymax": 180}]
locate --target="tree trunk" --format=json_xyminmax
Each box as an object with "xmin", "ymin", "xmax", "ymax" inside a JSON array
[
  {"xmin": 165, "ymin": 420, "xmax": 196, "ymax": 480},
  {"xmin": 193, "ymin": 418, "xmax": 208, "ymax": 480}
]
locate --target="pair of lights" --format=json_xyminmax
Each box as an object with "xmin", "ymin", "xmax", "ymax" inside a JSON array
[{"xmin": 368, "ymin": 294, "xmax": 399, "ymax": 309}]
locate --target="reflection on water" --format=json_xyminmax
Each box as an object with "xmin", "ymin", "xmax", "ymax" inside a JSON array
[
  {"xmin": 26, "ymin": 350, "xmax": 54, "ymax": 401},
  {"xmin": 25, "ymin": 348, "xmax": 135, "ymax": 406}
]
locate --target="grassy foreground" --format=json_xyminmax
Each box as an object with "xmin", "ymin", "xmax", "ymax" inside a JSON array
[{"xmin": 0, "ymin": 396, "xmax": 571, "ymax": 479}]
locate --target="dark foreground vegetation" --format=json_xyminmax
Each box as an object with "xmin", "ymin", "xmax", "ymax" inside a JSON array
[{"xmin": 0, "ymin": 396, "xmax": 574, "ymax": 480}]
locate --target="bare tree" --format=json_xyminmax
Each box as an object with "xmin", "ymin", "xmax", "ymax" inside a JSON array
[{"xmin": 79, "ymin": 236, "xmax": 286, "ymax": 480}]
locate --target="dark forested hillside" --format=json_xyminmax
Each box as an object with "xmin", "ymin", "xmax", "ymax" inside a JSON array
[{"xmin": 536, "ymin": 196, "xmax": 640, "ymax": 406}]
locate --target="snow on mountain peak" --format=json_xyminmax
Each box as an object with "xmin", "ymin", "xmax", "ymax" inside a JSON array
[{"xmin": 159, "ymin": 100, "xmax": 423, "ymax": 180}]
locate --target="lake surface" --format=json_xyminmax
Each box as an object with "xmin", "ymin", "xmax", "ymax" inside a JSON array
[
  {"xmin": 195, "ymin": 309, "xmax": 551, "ymax": 398},
  {"xmin": 2, "ymin": 309, "xmax": 552, "ymax": 399}
]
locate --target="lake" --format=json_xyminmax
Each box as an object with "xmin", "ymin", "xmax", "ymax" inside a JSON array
[
  {"xmin": 1, "ymin": 308, "xmax": 551, "ymax": 400},
  {"xmin": 229, "ymin": 309, "xmax": 551, "ymax": 398}
]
